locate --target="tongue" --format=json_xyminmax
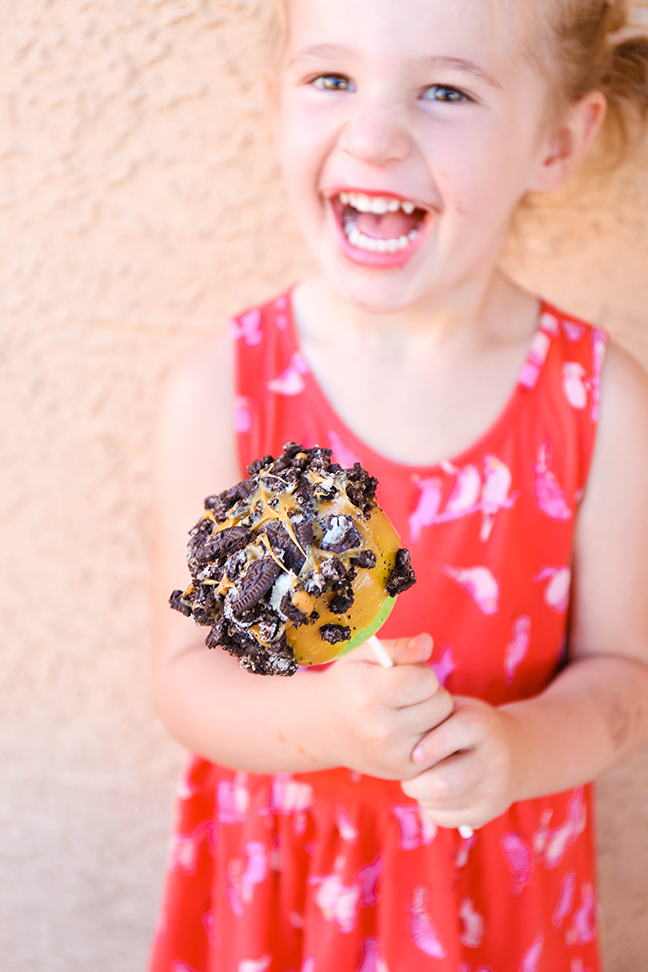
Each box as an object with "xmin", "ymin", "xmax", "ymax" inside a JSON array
[{"xmin": 355, "ymin": 210, "xmax": 419, "ymax": 239}]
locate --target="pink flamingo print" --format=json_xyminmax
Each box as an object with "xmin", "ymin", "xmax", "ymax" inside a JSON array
[
  {"xmin": 553, "ymin": 871, "xmax": 576, "ymax": 928},
  {"xmin": 408, "ymin": 887, "xmax": 448, "ymax": 958},
  {"xmin": 431, "ymin": 644, "xmax": 458, "ymax": 687},
  {"xmin": 444, "ymin": 464, "xmax": 482, "ymax": 516},
  {"xmin": 392, "ymin": 805, "xmax": 438, "ymax": 850},
  {"xmin": 534, "ymin": 789, "xmax": 586, "ymax": 868},
  {"xmin": 480, "ymin": 455, "xmax": 517, "ymax": 541},
  {"xmin": 289, "ymin": 910, "xmax": 304, "ymax": 929},
  {"xmin": 443, "ymin": 565, "xmax": 500, "ymax": 615},
  {"xmin": 459, "ymin": 898, "xmax": 485, "ymax": 949},
  {"xmin": 260, "ymin": 773, "xmax": 313, "ymax": 834},
  {"xmin": 539, "ymin": 310, "xmax": 560, "ymax": 335},
  {"xmin": 534, "ymin": 566, "xmax": 571, "ymax": 613},
  {"xmin": 357, "ymin": 938, "xmax": 389, "ymax": 972},
  {"xmin": 519, "ymin": 938, "xmax": 543, "ymax": 972},
  {"xmin": 204, "ymin": 909, "xmax": 218, "ymax": 948},
  {"xmin": 230, "ymin": 309, "xmax": 263, "ymax": 347},
  {"xmin": 501, "ymin": 832, "xmax": 533, "ymax": 895},
  {"xmin": 168, "ymin": 834, "xmax": 199, "ymax": 876},
  {"xmin": 176, "ymin": 774, "xmax": 194, "ymax": 800},
  {"xmin": 240, "ymin": 841, "xmax": 269, "ymax": 903},
  {"xmin": 357, "ymin": 855, "xmax": 383, "ymax": 906},
  {"xmin": 168, "ymin": 821, "xmax": 215, "ymax": 875},
  {"xmin": 563, "ymin": 362, "xmax": 588, "ymax": 409},
  {"xmin": 562, "ymin": 320, "xmax": 585, "ymax": 342},
  {"xmin": 234, "ymin": 394, "xmax": 253, "ymax": 434},
  {"xmin": 409, "ymin": 476, "xmax": 443, "ymax": 544},
  {"xmin": 268, "ymin": 352, "xmax": 309, "ymax": 396},
  {"xmin": 238, "ymin": 959, "xmax": 271, "ymax": 972},
  {"xmin": 308, "ymin": 869, "xmax": 361, "ymax": 933},
  {"xmin": 226, "ymin": 841, "xmax": 270, "ymax": 916},
  {"xmin": 328, "ymin": 429, "xmax": 361, "ymax": 469},
  {"xmin": 519, "ymin": 330, "xmax": 551, "ymax": 389},
  {"xmin": 274, "ymin": 295, "xmax": 289, "ymax": 330},
  {"xmin": 567, "ymin": 884, "xmax": 597, "ymax": 945},
  {"xmin": 505, "ymin": 616, "xmax": 531, "ymax": 683},
  {"xmin": 571, "ymin": 960, "xmax": 592, "ymax": 972},
  {"xmin": 589, "ymin": 329, "xmax": 607, "ymax": 423},
  {"xmin": 336, "ymin": 807, "xmax": 359, "ymax": 843},
  {"xmin": 533, "ymin": 441, "xmax": 572, "ymax": 520},
  {"xmin": 217, "ymin": 772, "xmax": 250, "ymax": 824}
]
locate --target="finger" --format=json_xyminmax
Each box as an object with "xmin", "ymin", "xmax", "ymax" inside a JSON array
[
  {"xmin": 403, "ymin": 751, "xmax": 482, "ymax": 805},
  {"xmin": 411, "ymin": 703, "xmax": 489, "ymax": 766},
  {"xmin": 395, "ymin": 688, "xmax": 455, "ymax": 739},
  {"xmin": 379, "ymin": 633, "xmax": 434, "ymax": 666},
  {"xmin": 376, "ymin": 663, "xmax": 441, "ymax": 708}
]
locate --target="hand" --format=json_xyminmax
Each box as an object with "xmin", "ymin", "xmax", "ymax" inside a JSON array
[
  {"xmin": 401, "ymin": 697, "xmax": 522, "ymax": 830},
  {"xmin": 311, "ymin": 634, "xmax": 454, "ymax": 781}
]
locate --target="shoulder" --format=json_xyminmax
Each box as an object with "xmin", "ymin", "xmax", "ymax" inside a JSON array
[
  {"xmin": 160, "ymin": 326, "xmax": 234, "ymax": 420},
  {"xmin": 599, "ymin": 338, "xmax": 648, "ymax": 430},
  {"xmin": 591, "ymin": 338, "xmax": 648, "ymax": 483},
  {"xmin": 154, "ymin": 324, "xmax": 240, "ymax": 516},
  {"xmin": 568, "ymin": 337, "xmax": 648, "ymax": 663}
]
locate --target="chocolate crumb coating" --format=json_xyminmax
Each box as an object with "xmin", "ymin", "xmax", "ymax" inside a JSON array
[
  {"xmin": 386, "ymin": 548, "xmax": 417, "ymax": 596},
  {"xmin": 319, "ymin": 623, "xmax": 352, "ymax": 644},
  {"xmin": 170, "ymin": 443, "xmax": 416, "ymax": 675}
]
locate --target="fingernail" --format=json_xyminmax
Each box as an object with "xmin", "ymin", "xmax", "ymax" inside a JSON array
[{"xmin": 412, "ymin": 744, "xmax": 428, "ymax": 764}]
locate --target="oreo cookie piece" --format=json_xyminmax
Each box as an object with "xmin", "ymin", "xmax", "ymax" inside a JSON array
[
  {"xmin": 319, "ymin": 623, "xmax": 352, "ymax": 645},
  {"xmin": 386, "ymin": 548, "xmax": 417, "ymax": 596}
]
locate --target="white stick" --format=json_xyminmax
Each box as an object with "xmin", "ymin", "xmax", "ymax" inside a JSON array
[
  {"xmin": 368, "ymin": 634, "xmax": 473, "ymax": 841},
  {"xmin": 367, "ymin": 634, "xmax": 394, "ymax": 668}
]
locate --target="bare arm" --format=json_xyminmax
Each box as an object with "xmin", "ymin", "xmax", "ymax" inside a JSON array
[
  {"xmin": 150, "ymin": 327, "xmax": 450, "ymax": 778},
  {"xmin": 403, "ymin": 341, "xmax": 648, "ymax": 827}
]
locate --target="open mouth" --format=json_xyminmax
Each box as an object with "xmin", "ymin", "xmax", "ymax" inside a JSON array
[{"xmin": 331, "ymin": 190, "xmax": 430, "ymax": 256}]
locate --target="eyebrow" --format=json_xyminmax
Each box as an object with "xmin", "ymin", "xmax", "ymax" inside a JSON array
[
  {"xmin": 421, "ymin": 56, "xmax": 503, "ymax": 89},
  {"xmin": 288, "ymin": 43, "xmax": 355, "ymax": 66},
  {"xmin": 289, "ymin": 46, "xmax": 502, "ymax": 89}
]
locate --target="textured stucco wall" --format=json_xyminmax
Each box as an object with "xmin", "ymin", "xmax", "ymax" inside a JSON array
[{"xmin": 0, "ymin": 3, "xmax": 647, "ymax": 970}]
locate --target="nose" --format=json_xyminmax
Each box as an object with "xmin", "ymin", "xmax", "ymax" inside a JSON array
[{"xmin": 338, "ymin": 98, "xmax": 411, "ymax": 166}]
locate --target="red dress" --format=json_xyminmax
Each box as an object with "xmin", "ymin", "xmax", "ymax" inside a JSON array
[{"xmin": 149, "ymin": 289, "xmax": 607, "ymax": 972}]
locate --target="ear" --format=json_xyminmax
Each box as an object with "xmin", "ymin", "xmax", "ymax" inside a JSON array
[{"xmin": 529, "ymin": 90, "xmax": 607, "ymax": 193}]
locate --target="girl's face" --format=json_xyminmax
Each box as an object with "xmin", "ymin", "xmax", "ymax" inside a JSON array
[{"xmin": 275, "ymin": 0, "xmax": 561, "ymax": 314}]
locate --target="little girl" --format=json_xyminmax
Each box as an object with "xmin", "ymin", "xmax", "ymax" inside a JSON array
[{"xmin": 149, "ymin": 1, "xmax": 648, "ymax": 969}]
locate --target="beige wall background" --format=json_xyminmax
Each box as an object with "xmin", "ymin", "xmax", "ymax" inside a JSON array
[{"xmin": 1, "ymin": 2, "xmax": 647, "ymax": 970}]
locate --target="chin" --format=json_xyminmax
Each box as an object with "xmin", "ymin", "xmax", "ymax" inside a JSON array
[{"xmin": 321, "ymin": 253, "xmax": 432, "ymax": 315}]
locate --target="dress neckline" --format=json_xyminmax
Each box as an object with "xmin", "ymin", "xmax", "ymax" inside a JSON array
[{"xmin": 283, "ymin": 289, "xmax": 552, "ymax": 476}]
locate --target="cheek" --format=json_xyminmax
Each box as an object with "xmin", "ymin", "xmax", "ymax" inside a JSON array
[{"xmin": 434, "ymin": 119, "xmax": 543, "ymax": 219}]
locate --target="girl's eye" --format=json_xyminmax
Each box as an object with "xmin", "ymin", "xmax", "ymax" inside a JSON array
[
  {"xmin": 421, "ymin": 85, "xmax": 469, "ymax": 103},
  {"xmin": 312, "ymin": 75, "xmax": 354, "ymax": 92}
]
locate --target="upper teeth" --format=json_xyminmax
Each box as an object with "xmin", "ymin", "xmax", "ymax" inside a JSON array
[{"xmin": 339, "ymin": 191, "xmax": 417, "ymax": 216}]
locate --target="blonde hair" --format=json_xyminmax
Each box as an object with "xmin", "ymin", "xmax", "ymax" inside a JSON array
[
  {"xmin": 262, "ymin": 0, "xmax": 287, "ymax": 65},
  {"xmin": 544, "ymin": 0, "xmax": 648, "ymax": 161}
]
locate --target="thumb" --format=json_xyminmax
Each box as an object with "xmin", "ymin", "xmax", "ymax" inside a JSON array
[{"xmin": 376, "ymin": 632, "xmax": 434, "ymax": 667}]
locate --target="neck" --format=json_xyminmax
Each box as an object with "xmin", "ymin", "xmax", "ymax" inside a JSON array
[{"xmin": 295, "ymin": 265, "xmax": 515, "ymax": 355}]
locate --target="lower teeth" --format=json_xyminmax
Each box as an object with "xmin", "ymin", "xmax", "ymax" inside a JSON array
[{"xmin": 344, "ymin": 222, "xmax": 417, "ymax": 253}]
